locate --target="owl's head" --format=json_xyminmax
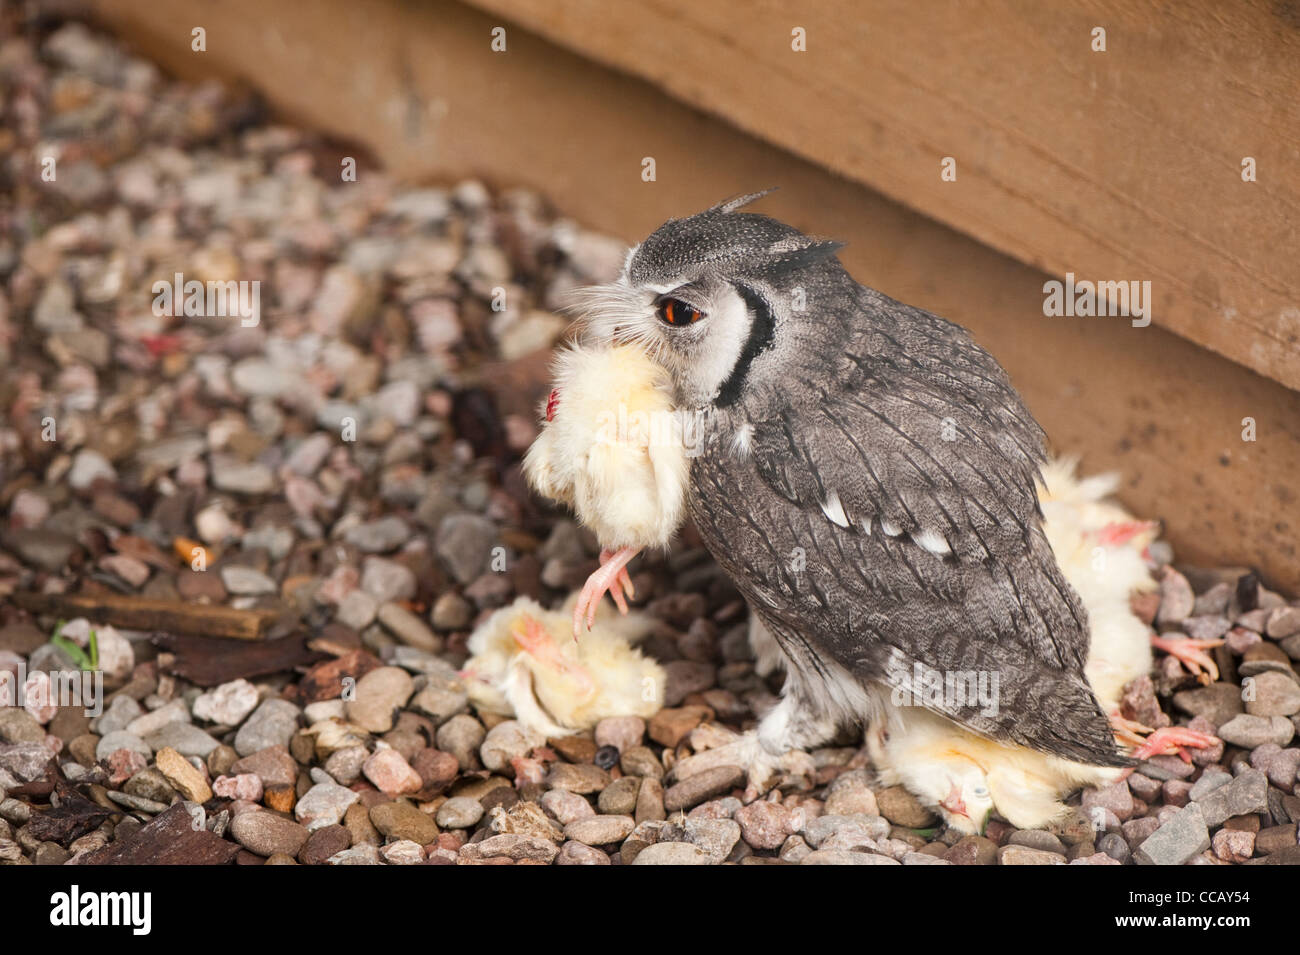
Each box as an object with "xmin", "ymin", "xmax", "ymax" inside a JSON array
[{"xmin": 571, "ymin": 192, "xmax": 847, "ymax": 408}]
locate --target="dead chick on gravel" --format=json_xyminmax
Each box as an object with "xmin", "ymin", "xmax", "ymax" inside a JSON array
[
  {"xmin": 864, "ymin": 458, "xmax": 1217, "ymax": 833},
  {"xmin": 461, "ymin": 593, "xmax": 666, "ymax": 738}
]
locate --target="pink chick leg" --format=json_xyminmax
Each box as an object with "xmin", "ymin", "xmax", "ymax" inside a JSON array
[
  {"xmin": 571, "ymin": 545, "xmax": 640, "ymax": 637},
  {"xmin": 513, "ymin": 615, "xmax": 595, "ymax": 694},
  {"xmin": 1129, "ymin": 726, "xmax": 1220, "ymax": 763},
  {"xmin": 1151, "ymin": 634, "xmax": 1225, "ymax": 684}
]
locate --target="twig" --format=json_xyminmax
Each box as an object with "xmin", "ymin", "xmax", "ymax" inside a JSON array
[{"xmin": 10, "ymin": 592, "xmax": 278, "ymax": 641}]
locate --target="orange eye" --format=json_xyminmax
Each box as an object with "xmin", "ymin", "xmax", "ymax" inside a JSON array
[{"xmin": 657, "ymin": 297, "xmax": 703, "ymax": 326}]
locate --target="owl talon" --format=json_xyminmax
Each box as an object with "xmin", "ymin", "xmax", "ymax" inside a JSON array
[{"xmin": 1108, "ymin": 711, "xmax": 1154, "ymax": 748}]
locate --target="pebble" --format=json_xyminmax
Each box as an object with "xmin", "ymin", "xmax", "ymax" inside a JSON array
[
  {"xmin": 376, "ymin": 602, "xmax": 440, "ymax": 652},
  {"xmin": 648, "ymin": 706, "xmax": 711, "ymax": 748},
  {"xmin": 360, "ymin": 557, "xmax": 417, "ymax": 603},
  {"xmin": 155, "ymin": 746, "xmax": 212, "ymax": 802},
  {"xmin": 362, "ymin": 747, "xmax": 423, "ymax": 795},
  {"xmin": 436, "ymin": 796, "xmax": 485, "ymax": 829},
  {"xmin": 735, "ymin": 799, "xmax": 799, "ymax": 849},
  {"xmin": 328, "ymin": 845, "xmax": 383, "ymax": 865},
  {"xmin": 431, "ymin": 592, "xmax": 474, "ymax": 630},
  {"xmin": 635, "ymin": 778, "xmax": 666, "ymax": 823},
  {"xmin": 234, "ymin": 699, "xmax": 301, "ymax": 756},
  {"xmin": 1135, "ymin": 805, "xmax": 1210, "ymax": 865},
  {"xmin": 369, "ymin": 800, "xmax": 439, "ymax": 843},
  {"xmin": 663, "ymin": 765, "xmax": 743, "ymax": 811},
  {"xmin": 231, "ymin": 745, "xmax": 298, "ymax": 787},
  {"xmin": 597, "ymin": 776, "xmax": 641, "ymax": 815},
  {"xmin": 409, "ymin": 681, "xmax": 469, "ymax": 726},
  {"xmin": 345, "ymin": 666, "xmax": 414, "ymax": 733},
  {"xmin": 1245, "ymin": 671, "xmax": 1300, "ymax": 717},
  {"xmin": 94, "ymin": 695, "xmax": 144, "ymax": 736},
  {"xmin": 594, "ymin": 716, "xmax": 645, "ymax": 753},
  {"xmin": 344, "ymin": 516, "xmax": 410, "ymax": 553},
  {"xmin": 230, "ymin": 810, "xmax": 310, "ymax": 857},
  {"xmin": 564, "ymin": 815, "xmax": 635, "ymax": 846},
  {"xmin": 875, "ymin": 785, "xmax": 938, "ymax": 828},
  {"xmin": 480, "ymin": 720, "xmax": 545, "ymax": 774},
  {"xmin": 1212, "ymin": 828, "xmax": 1256, "ymax": 863},
  {"xmin": 96, "ymin": 731, "xmax": 151, "ymax": 762},
  {"xmin": 213, "ymin": 774, "xmax": 264, "ymax": 802},
  {"xmin": 556, "ymin": 841, "xmax": 611, "ymax": 865},
  {"xmin": 685, "ymin": 816, "xmax": 741, "ymax": 862},
  {"xmin": 801, "ymin": 849, "xmax": 900, "ymax": 865},
  {"xmin": 823, "ymin": 770, "xmax": 879, "ymax": 817},
  {"xmin": 125, "ymin": 699, "xmax": 190, "ymax": 738},
  {"xmin": 220, "ymin": 565, "xmax": 277, "ymax": 595},
  {"xmin": 1192, "ymin": 769, "xmax": 1268, "ymax": 826},
  {"xmin": 460, "ymin": 833, "xmax": 559, "ymax": 864},
  {"xmin": 998, "ymin": 845, "xmax": 1066, "ymax": 865},
  {"xmin": 295, "ymin": 781, "xmax": 360, "ymax": 831},
  {"xmin": 1005, "ymin": 829, "xmax": 1067, "ymax": 855},
  {"xmin": 193, "ymin": 679, "xmax": 260, "ymax": 726},
  {"xmin": 631, "ymin": 842, "xmax": 714, "ymax": 865},
  {"xmin": 540, "ymin": 789, "xmax": 595, "ymax": 826},
  {"xmin": 298, "ymin": 824, "xmax": 352, "ymax": 865},
  {"xmin": 546, "ymin": 763, "xmax": 611, "ymax": 794},
  {"xmin": 1216, "ymin": 714, "xmax": 1294, "ymax": 749},
  {"xmin": 336, "ymin": 591, "xmax": 378, "ymax": 630},
  {"xmin": 435, "ymin": 513, "xmax": 497, "ymax": 585},
  {"xmin": 436, "ymin": 715, "xmax": 486, "ymax": 770},
  {"xmin": 381, "ymin": 840, "xmax": 426, "ymax": 865}
]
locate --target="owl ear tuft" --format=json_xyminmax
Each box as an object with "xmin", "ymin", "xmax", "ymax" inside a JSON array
[
  {"xmin": 709, "ymin": 188, "xmax": 778, "ymax": 214},
  {"xmin": 759, "ymin": 236, "xmax": 846, "ymax": 275}
]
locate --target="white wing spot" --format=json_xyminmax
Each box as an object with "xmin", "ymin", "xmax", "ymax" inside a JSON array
[
  {"xmin": 912, "ymin": 528, "xmax": 951, "ymax": 555},
  {"xmin": 880, "ymin": 518, "xmax": 902, "ymax": 537},
  {"xmin": 730, "ymin": 422, "xmax": 754, "ymax": 458},
  {"xmin": 820, "ymin": 490, "xmax": 850, "ymax": 528}
]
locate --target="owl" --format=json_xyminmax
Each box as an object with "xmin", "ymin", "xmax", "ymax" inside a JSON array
[{"xmin": 568, "ymin": 192, "xmax": 1129, "ymax": 791}]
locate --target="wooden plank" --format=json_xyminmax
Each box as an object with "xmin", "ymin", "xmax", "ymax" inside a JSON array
[
  {"xmin": 85, "ymin": 0, "xmax": 1300, "ymax": 595},
  {"xmin": 153, "ymin": 632, "xmax": 325, "ymax": 687},
  {"xmin": 461, "ymin": 0, "xmax": 1300, "ymax": 392},
  {"xmin": 11, "ymin": 592, "xmax": 280, "ymax": 641}
]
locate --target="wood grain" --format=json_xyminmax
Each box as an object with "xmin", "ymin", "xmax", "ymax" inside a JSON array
[{"xmin": 463, "ymin": 0, "xmax": 1300, "ymax": 390}]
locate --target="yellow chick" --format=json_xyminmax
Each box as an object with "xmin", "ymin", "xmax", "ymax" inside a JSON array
[
  {"xmin": 524, "ymin": 342, "xmax": 693, "ymax": 636},
  {"xmin": 866, "ymin": 457, "xmax": 1214, "ymax": 833},
  {"xmin": 461, "ymin": 593, "xmax": 666, "ymax": 738}
]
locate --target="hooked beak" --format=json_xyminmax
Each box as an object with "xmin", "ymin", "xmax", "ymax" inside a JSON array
[{"xmin": 940, "ymin": 782, "xmax": 967, "ymax": 819}]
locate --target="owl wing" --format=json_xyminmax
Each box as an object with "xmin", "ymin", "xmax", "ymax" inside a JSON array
[{"xmin": 702, "ymin": 304, "xmax": 1125, "ymax": 766}]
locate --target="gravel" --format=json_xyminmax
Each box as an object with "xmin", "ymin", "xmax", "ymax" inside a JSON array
[{"xmin": 0, "ymin": 10, "xmax": 1295, "ymax": 869}]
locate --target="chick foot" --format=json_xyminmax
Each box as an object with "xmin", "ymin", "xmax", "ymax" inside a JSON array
[
  {"xmin": 1151, "ymin": 634, "xmax": 1225, "ymax": 684},
  {"xmin": 1129, "ymin": 725, "xmax": 1219, "ymax": 764},
  {"xmin": 512, "ymin": 614, "xmax": 595, "ymax": 694},
  {"xmin": 571, "ymin": 546, "xmax": 640, "ymax": 637}
]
